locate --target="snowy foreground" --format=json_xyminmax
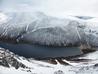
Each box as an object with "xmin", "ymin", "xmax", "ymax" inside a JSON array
[
  {"xmin": 0, "ymin": 47, "xmax": 98, "ymax": 74},
  {"xmin": 0, "ymin": 12, "xmax": 98, "ymax": 46}
]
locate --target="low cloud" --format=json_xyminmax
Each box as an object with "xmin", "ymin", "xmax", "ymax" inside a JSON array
[{"xmin": 0, "ymin": 0, "xmax": 98, "ymax": 17}]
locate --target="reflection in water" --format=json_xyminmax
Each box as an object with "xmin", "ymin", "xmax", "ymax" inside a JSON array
[{"xmin": 0, "ymin": 41, "xmax": 82, "ymax": 58}]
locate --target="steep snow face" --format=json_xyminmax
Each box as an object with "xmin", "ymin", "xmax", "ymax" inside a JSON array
[{"xmin": 0, "ymin": 12, "xmax": 98, "ymax": 47}]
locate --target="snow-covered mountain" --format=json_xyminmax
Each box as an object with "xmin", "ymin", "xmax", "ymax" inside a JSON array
[
  {"xmin": 0, "ymin": 12, "xmax": 98, "ymax": 47},
  {"xmin": 0, "ymin": 47, "xmax": 98, "ymax": 74},
  {"xmin": 0, "ymin": 11, "xmax": 98, "ymax": 74}
]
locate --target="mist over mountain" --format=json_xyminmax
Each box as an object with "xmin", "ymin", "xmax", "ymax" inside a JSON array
[
  {"xmin": 0, "ymin": 12, "xmax": 98, "ymax": 47},
  {"xmin": 1, "ymin": 0, "xmax": 98, "ymax": 17},
  {"xmin": 0, "ymin": 0, "xmax": 98, "ymax": 74}
]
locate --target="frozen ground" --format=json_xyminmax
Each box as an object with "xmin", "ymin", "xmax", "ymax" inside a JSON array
[{"xmin": 0, "ymin": 48, "xmax": 98, "ymax": 74}]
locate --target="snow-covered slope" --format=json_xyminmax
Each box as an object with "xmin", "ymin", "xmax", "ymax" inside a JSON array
[
  {"xmin": 0, "ymin": 47, "xmax": 98, "ymax": 74},
  {"xmin": 0, "ymin": 13, "xmax": 8, "ymax": 24},
  {"xmin": 0, "ymin": 12, "xmax": 98, "ymax": 47}
]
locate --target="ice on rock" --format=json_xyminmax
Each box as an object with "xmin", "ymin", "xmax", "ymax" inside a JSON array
[{"xmin": 0, "ymin": 12, "xmax": 98, "ymax": 47}]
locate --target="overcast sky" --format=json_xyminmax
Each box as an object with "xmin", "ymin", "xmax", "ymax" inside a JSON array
[{"xmin": 0, "ymin": 0, "xmax": 98, "ymax": 17}]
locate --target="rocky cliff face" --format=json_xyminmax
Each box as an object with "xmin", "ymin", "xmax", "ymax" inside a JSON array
[{"xmin": 0, "ymin": 48, "xmax": 28, "ymax": 69}]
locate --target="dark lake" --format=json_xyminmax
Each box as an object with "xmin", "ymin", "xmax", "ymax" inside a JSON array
[{"xmin": 0, "ymin": 41, "xmax": 82, "ymax": 58}]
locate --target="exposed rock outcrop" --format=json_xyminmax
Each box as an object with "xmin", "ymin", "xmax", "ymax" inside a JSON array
[{"xmin": 0, "ymin": 48, "xmax": 27, "ymax": 69}]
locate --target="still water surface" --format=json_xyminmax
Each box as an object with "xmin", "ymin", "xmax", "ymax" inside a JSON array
[{"xmin": 0, "ymin": 41, "xmax": 82, "ymax": 58}]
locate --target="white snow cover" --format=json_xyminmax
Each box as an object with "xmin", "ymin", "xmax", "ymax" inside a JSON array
[
  {"xmin": 0, "ymin": 66, "xmax": 30, "ymax": 74},
  {"xmin": 0, "ymin": 13, "xmax": 8, "ymax": 24},
  {"xmin": 0, "ymin": 50, "xmax": 98, "ymax": 74},
  {"xmin": 0, "ymin": 12, "xmax": 98, "ymax": 47}
]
